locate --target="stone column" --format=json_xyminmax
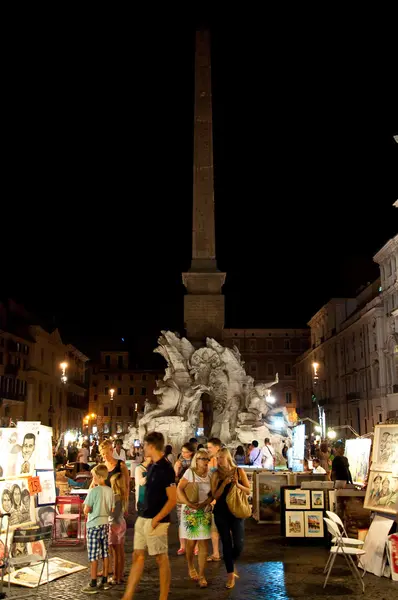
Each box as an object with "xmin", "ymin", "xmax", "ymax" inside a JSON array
[{"xmin": 182, "ymin": 30, "xmax": 225, "ymax": 343}]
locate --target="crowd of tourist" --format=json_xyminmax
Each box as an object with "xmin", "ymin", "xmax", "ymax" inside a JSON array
[{"xmin": 51, "ymin": 432, "xmax": 353, "ymax": 598}]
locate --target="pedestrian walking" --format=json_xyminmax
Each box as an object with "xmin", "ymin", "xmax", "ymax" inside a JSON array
[
  {"xmin": 96, "ymin": 439, "xmax": 130, "ymax": 509},
  {"xmin": 122, "ymin": 432, "xmax": 176, "ymax": 600},
  {"xmin": 177, "ymin": 448, "xmax": 213, "ymax": 588},
  {"xmin": 211, "ymin": 448, "xmax": 250, "ymax": 590},
  {"xmin": 206, "ymin": 437, "xmax": 222, "ymax": 562},
  {"xmin": 81, "ymin": 464, "xmax": 114, "ymax": 594}
]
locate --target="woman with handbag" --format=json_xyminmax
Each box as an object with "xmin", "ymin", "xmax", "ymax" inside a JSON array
[
  {"xmin": 177, "ymin": 448, "xmax": 213, "ymax": 588},
  {"xmin": 211, "ymin": 448, "xmax": 251, "ymax": 590}
]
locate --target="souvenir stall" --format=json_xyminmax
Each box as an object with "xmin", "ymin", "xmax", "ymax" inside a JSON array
[
  {"xmin": 0, "ymin": 422, "xmax": 86, "ymax": 588},
  {"xmin": 360, "ymin": 422, "xmax": 398, "ymax": 579}
]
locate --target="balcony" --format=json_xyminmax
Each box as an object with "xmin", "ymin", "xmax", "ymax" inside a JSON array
[
  {"xmin": 0, "ymin": 390, "xmax": 25, "ymax": 402},
  {"xmin": 346, "ymin": 391, "xmax": 360, "ymax": 402},
  {"xmin": 4, "ymin": 364, "xmax": 19, "ymax": 377}
]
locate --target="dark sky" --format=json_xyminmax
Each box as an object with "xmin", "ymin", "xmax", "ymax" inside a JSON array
[{"xmin": 2, "ymin": 21, "xmax": 397, "ymax": 362}]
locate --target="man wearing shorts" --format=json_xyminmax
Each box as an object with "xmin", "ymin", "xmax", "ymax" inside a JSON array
[{"xmin": 123, "ymin": 432, "xmax": 176, "ymax": 600}]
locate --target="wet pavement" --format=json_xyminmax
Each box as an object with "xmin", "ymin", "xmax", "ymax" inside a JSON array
[{"xmin": 3, "ymin": 517, "xmax": 396, "ymax": 599}]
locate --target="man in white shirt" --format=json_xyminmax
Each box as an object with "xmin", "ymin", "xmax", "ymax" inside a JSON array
[
  {"xmin": 249, "ymin": 441, "xmax": 262, "ymax": 466},
  {"xmin": 312, "ymin": 458, "xmax": 326, "ymax": 474},
  {"xmin": 261, "ymin": 438, "xmax": 275, "ymax": 470},
  {"xmin": 113, "ymin": 439, "xmax": 126, "ymax": 462}
]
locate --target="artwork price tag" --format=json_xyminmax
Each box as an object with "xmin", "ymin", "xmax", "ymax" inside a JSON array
[{"xmin": 28, "ymin": 476, "xmax": 42, "ymax": 495}]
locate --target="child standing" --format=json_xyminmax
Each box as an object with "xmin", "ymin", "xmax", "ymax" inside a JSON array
[
  {"xmin": 82, "ymin": 464, "xmax": 114, "ymax": 594},
  {"xmin": 109, "ymin": 473, "xmax": 127, "ymax": 584}
]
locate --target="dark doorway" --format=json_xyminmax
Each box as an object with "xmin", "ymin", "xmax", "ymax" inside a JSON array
[{"xmin": 201, "ymin": 393, "xmax": 213, "ymax": 438}]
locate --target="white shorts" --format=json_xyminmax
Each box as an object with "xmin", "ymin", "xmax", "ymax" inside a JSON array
[{"xmin": 134, "ymin": 517, "xmax": 169, "ymax": 556}]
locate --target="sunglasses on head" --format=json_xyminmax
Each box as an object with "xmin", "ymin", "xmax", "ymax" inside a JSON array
[{"xmin": 197, "ymin": 457, "xmax": 210, "ymax": 461}]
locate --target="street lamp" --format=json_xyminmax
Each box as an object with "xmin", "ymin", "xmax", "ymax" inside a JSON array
[
  {"xmin": 109, "ymin": 388, "xmax": 115, "ymax": 436},
  {"xmin": 60, "ymin": 362, "xmax": 68, "ymax": 384}
]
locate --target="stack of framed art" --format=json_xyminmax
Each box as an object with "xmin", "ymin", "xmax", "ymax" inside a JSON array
[
  {"xmin": 0, "ymin": 422, "xmax": 58, "ymax": 583},
  {"xmin": 364, "ymin": 423, "xmax": 398, "ymax": 517},
  {"xmin": 281, "ymin": 486, "xmax": 328, "ymax": 545}
]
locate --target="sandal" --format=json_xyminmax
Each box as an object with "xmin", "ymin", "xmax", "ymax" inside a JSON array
[
  {"xmin": 177, "ymin": 548, "xmax": 186, "ymax": 556},
  {"xmin": 198, "ymin": 577, "xmax": 208, "ymax": 588},
  {"xmin": 225, "ymin": 577, "xmax": 236, "ymax": 590},
  {"xmin": 189, "ymin": 568, "xmax": 199, "ymax": 581},
  {"xmin": 207, "ymin": 555, "xmax": 221, "ymax": 562}
]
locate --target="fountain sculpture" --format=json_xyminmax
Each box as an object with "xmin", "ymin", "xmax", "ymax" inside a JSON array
[{"xmin": 124, "ymin": 331, "xmax": 292, "ymax": 458}]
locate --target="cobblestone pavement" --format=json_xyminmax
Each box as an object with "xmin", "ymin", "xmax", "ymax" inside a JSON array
[{"xmin": 3, "ymin": 514, "xmax": 396, "ymax": 600}]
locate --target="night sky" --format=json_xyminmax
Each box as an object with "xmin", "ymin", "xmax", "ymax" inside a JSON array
[{"xmin": 2, "ymin": 22, "xmax": 397, "ymax": 363}]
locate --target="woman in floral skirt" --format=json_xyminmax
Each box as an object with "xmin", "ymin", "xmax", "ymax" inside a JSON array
[{"xmin": 177, "ymin": 448, "xmax": 213, "ymax": 588}]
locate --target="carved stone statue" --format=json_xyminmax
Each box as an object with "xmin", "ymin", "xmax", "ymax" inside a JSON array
[{"xmin": 134, "ymin": 331, "xmax": 290, "ymax": 450}]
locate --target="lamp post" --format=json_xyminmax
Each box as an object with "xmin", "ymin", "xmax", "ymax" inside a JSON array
[
  {"xmin": 109, "ymin": 388, "xmax": 115, "ymax": 436},
  {"xmin": 60, "ymin": 362, "xmax": 68, "ymax": 384},
  {"xmin": 311, "ymin": 361, "xmax": 326, "ymax": 438}
]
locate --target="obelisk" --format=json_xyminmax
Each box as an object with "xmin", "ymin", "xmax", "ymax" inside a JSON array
[{"xmin": 182, "ymin": 30, "xmax": 226, "ymax": 342}]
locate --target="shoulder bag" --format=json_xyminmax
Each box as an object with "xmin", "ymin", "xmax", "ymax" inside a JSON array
[
  {"xmin": 177, "ymin": 468, "xmax": 199, "ymax": 505},
  {"xmin": 226, "ymin": 469, "xmax": 251, "ymax": 519}
]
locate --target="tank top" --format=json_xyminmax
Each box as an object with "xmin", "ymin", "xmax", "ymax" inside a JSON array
[{"xmin": 105, "ymin": 459, "xmax": 122, "ymax": 487}]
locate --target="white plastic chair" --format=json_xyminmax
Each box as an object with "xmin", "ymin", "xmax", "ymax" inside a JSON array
[
  {"xmin": 323, "ymin": 518, "xmax": 366, "ymax": 593},
  {"xmin": 325, "ymin": 510, "xmax": 365, "ymax": 547}
]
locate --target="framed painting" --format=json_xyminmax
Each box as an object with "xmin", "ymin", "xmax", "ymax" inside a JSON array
[
  {"xmin": 256, "ymin": 473, "xmax": 284, "ymax": 524},
  {"xmin": 285, "ymin": 489, "xmax": 310, "ymax": 510},
  {"xmin": 305, "ymin": 511, "xmax": 324, "ymax": 538},
  {"xmin": 371, "ymin": 424, "xmax": 398, "ymax": 472},
  {"xmin": 285, "ymin": 511, "xmax": 304, "ymax": 537},
  {"xmin": 35, "ymin": 426, "xmax": 53, "ymax": 470},
  {"xmin": 311, "ymin": 490, "xmax": 324, "ymax": 509},
  {"xmin": 363, "ymin": 470, "xmax": 398, "ymax": 515},
  {"xmin": 36, "ymin": 470, "xmax": 56, "ymax": 507},
  {"xmin": 345, "ymin": 438, "xmax": 372, "ymax": 485}
]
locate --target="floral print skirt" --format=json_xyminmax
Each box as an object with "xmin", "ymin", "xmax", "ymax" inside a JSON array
[{"xmin": 180, "ymin": 505, "xmax": 212, "ymax": 540}]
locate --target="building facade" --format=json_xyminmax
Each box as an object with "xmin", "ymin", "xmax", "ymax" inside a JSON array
[
  {"xmin": 88, "ymin": 351, "xmax": 161, "ymax": 437},
  {"xmin": 223, "ymin": 328, "xmax": 310, "ymax": 421},
  {"xmin": 0, "ymin": 300, "xmax": 89, "ymax": 437},
  {"xmin": 296, "ymin": 204, "xmax": 398, "ymax": 434}
]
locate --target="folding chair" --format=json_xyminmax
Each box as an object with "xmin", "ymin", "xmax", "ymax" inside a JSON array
[
  {"xmin": 325, "ymin": 510, "xmax": 365, "ymax": 547},
  {"xmin": 7, "ymin": 525, "xmax": 53, "ymax": 599},
  {"xmin": 323, "ymin": 518, "xmax": 366, "ymax": 593},
  {"xmin": 53, "ymin": 496, "xmax": 83, "ymax": 546}
]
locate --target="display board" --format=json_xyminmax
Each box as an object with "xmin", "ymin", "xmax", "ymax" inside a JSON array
[
  {"xmin": 291, "ymin": 424, "xmax": 305, "ymax": 472},
  {"xmin": 280, "ymin": 485, "xmax": 329, "ymax": 545},
  {"xmin": 364, "ymin": 423, "xmax": 398, "ymax": 516},
  {"xmin": 345, "ymin": 438, "xmax": 371, "ymax": 485}
]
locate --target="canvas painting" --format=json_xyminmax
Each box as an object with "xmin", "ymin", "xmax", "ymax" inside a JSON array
[
  {"xmin": 36, "ymin": 470, "xmax": 56, "ymax": 507},
  {"xmin": 285, "ymin": 511, "xmax": 304, "ymax": 537},
  {"xmin": 0, "ymin": 479, "xmax": 35, "ymax": 531},
  {"xmin": 364, "ymin": 471, "xmax": 398, "ymax": 515},
  {"xmin": 311, "ymin": 491, "xmax": 324, "ymax": 509},
  {"xmin": 305, "ymin": 511, "xmax": 324, "ymax": 538},
  {"xmin": 345, "ymin": 438, "xmax": 371, "ymax": 485},
  {"xmin": 36, "ymin": 425, "xmax": 53, "ymax": 470},
  {"xmin": 256, "ymin": 474, "xmax": 283, "ymax": 524},
  {"xmin": 8, "ymin": 556, "xmax": 86, "ymax": 587},
  {"xmin": 285, "ymin": 489, "xmax": 310, "ymax": 510},
  {"xmin": 3, "ymin": 423, "xmax": 40, "ymax": 478},
  {"xmin": 371, "ymin": 424, "xmax": 398, "ymax": 472}
]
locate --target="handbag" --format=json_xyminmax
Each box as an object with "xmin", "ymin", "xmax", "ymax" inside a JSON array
[
  {"xmin": 226, "ymin": 469, "xmax": 251, "ymax": 519},
  {"xmin": 177, "ymin": 469, "xmax": 199, "ymax": 505}
]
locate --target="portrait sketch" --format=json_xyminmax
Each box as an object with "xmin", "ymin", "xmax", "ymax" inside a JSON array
[
  {"xmin": 0, "ymin": 479, "xmax": 34, "ymax": 531},
  {"xmin": 371, "ymin": 424, "xmax": 398, "ymax": 471},
  {"xmin": 364, "ymin": 471, "xmax": 398, "ymax": 515}
]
